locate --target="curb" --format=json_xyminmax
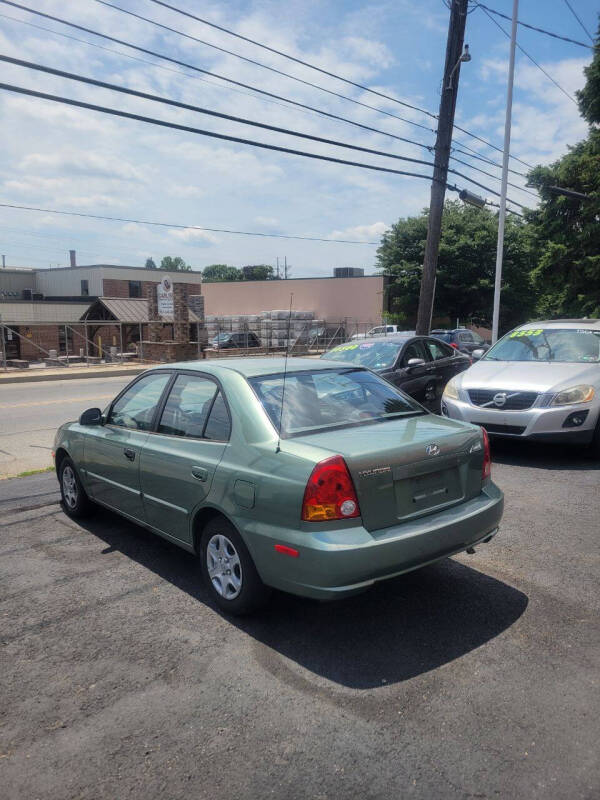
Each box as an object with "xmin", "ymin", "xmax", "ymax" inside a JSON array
[{"xmin": 0, "ymin": 366, "xmax": 147, "ymax": 385}]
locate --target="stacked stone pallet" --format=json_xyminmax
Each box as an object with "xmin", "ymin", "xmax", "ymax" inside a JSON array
[{"xmin": 205, "ymin": 310, "xmax": 315, "ymax": 347}]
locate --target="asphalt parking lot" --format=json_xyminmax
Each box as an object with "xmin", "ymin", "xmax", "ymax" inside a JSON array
[{"xmin": 1, "ymin": 441, "xmax": 599, "ymax": 799}]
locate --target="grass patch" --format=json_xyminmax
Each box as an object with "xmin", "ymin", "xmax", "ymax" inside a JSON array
[{"xmin": 1, "ymin": 465, "xmax": 55, "ymax": 480}]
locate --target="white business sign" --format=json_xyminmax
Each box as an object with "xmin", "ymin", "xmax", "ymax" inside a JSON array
[{"xmin": 157, "ymin": 275, "xmax": 174, "ymax": 317}]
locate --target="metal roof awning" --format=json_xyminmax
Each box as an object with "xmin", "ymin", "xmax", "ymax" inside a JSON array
[
  {"xmin": 81, "ymin": 297, "xmax": 149, "ymax": 323},
  {"xmin": 0, "ymin": 301, "xmax": 92, "ymax": 324},
  {"xmin": 81, "ymin": 297, "xmax": 201, "ymax": 323}
]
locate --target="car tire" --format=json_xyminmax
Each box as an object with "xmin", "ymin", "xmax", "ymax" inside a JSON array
[
  {"xmin": 59, "ymin": 456, "xmax": 93, "ymax": 519},
  {"xmin": 199, "ymin": 518, "xmax": 271, "ymax": 615}
]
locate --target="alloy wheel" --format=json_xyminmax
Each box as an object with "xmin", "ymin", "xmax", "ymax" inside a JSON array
[
  {"xmin": 62, "ymin": 465, "xmax": 78, "ymax": 509},
  {"xmin": 206, "ymin": 534, "xmax": 243, "ymax": 600}
]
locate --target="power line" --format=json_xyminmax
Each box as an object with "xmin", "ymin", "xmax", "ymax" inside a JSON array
[
  {"xmin": 92, "ymin": 0, "xmax": 436, "ymax": 133},
  {"xmin": 2, "ymin": 0, "xmax": 534, "ymax": 176},
  {"xmin": 474, "ymin": 3, "xmax": 595, "ymax": 49},
  {"xmin": 94, "ymin": 0, "xmax": 531, "ymax": 169},
  {"xmin": 475, "ymin": 2, "xmax": 578, "ymax": 105},
  {"xmin": 452, "ymin": 144, "xmax": 528, "ymax": 177},
  {"xmin": 140, "ymin": 0, "xmax": 438, "ymax": 118},
  {"xmin": 1, "ymin": 14, "xmax": 536, "ymax": 196},
  {"xmin": 0, "ymin": 202, "xmax": 384, "ymax": 244},
  {"xmin": 0, "ymin": 79, "xmax": 529, "ymax": 209},
  {"xmin": 1, "ymin": 53, "xmax": 535, "ymax": 201},
  {"xmin": 0, "ymin": 54, "xmax": 440, "ymax": 170},
  {"xmin": 562, "ymin": 0, "xmax": 595, "ymax": 44},
  {"xmin": 0, "ymin": 2, "xmax": 438, "ymax": 145}
]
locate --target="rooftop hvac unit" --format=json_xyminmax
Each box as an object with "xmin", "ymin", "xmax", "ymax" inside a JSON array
[{"xmin": 22, "ymin": 288, "xmax": 33, "ymax": 300}]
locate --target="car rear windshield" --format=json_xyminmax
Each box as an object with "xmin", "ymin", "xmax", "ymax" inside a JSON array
[
  {"xmin": 431, "ymin": 332, "xmax": 452, "ymax": 343},
  {"xmin": 484, "ymin": 328, "xmax": 600, "ymax": 363},
  {"xmin": 248, "ymin": 367, "xmax": 423, "ymax": 437},
  {"xmin": 321, "ymin": 340, "xmax": 405, "ymax": 370}
]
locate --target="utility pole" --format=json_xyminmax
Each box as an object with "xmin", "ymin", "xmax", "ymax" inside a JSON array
[
  {"xmin": 491, "ymin": 0, "xmax": 518, "ymax": 343},
  {"xmin": 284, "ymin": 256, "xmax": 288, "ymax": 279},
  {"xmin": 416, "ymin": 0, "xmax": 469, "ymax": 335},
  {"xmin": 276, "ymin": 257, "xmax": 280, "ymax": 279}
]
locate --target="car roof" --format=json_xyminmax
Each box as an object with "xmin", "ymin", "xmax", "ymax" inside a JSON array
[
  {"xmin": 515, "ymin": 319, "xmax": 600, "ymax": 330},
  {"xmin": 345, "ymin": 335, "xmax": 414, "ymax": 345},
  {"xmin": 148, "ymin": 356, "xmax": 355, "ymax": 378}
]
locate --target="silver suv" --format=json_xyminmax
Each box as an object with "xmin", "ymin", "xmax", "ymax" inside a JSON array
[{"xmin": 441, "ymin": 319, "xmax": 600, "ymax": 455}]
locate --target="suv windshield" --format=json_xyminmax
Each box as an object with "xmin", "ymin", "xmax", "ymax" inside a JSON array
[
  {"xmin": 249, "ymin": 367, "xmax": 422, "ymax": 437},
  {"xmin": 484, "ymin": 328, "xmax": 600, "ymax": 363},
  {"xmin": 322, "ymin": 340, "xmax": 406, "ymax": 370}
]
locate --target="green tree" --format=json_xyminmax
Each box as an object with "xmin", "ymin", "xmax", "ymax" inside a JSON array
[
  {"xmin": 377, "ymin": 200, "xmax": 535, "ymax": 332},
  {"xmin": 144, "ymin": 257, "xmax": 157, "ymax": 269},
  {"xmin": 159, "ymin": 256, "xmax": 191, "ymax": 271},
  {"xmin": 525, "ymin": 20, "xmax": 600, "ymax": 318},
  {"xmin": 202, "ymin": 264, "xmax": 243, "ymax": 282},
  {"xmin": 241, "ymin": 264, "xmax": 274, "ymax": 281}
]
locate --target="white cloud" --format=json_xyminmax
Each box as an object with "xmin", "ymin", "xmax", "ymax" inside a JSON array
[
  {"xmin": 168, "ymin": 228, "xmax": 220, "ymax": 245},
  {"xmin": 329, "ymin": 222, "xmax": 389, "ymax": 241}
]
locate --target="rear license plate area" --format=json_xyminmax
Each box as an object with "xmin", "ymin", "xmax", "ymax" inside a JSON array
[{"xmin": 394, "ymin": 466, "xmax": 463, "ymax": 519}]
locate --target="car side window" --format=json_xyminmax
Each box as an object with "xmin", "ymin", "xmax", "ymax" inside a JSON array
[
  {"xmin": 400, "ymin": 340, "xmax": 427, "ymax": 366},
  {"xmin": 425, "ymin": 339, "xmax": 454, "ymax": 360},
  {"xmin": 108, "ymin": 373, "xmax": 171, "ymax": 431},
  {"xmin": 370, "ymin": 326, "xmax": 383, "ymax": 335},
  {"xmin": 459, "ymin": 332, "xmax": 474, "ymax": 342},
  {"xmin": 204, "ymin": 391, "xmax": 231, "ymax": 440},
  {"xmin": 158, "ymin": 374, "xmax": 218, "ymax": 438}
]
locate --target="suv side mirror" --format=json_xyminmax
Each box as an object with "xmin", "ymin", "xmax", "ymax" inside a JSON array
[
  {"xmin": 79, "ymin": 407, "xmax": 103, "ymax": 426},
  {"xmin": 406, "ymin": 357, "xmax": 425, "ymax": 369},
  {"xmin": 472, "ymin": 348, "xmax": 485, "ymax": 360}
]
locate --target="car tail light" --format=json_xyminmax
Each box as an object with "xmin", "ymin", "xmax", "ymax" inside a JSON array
[
  {"xmin": 481, "ymin": 428, "xmax": 491, "ymax": 481},
  {"xmin": 301, "ymin": 455, "xmax": 360, "ymax": 522},
  {"xmin": 450, "ymin": 342, "xmax": 459, "ymax": 348}
]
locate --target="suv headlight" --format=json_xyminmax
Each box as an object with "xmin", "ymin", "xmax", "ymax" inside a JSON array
[
  {"xmin": 551, "ymin": 385, "xmax": 595, "ymax": 406},
  {"xmin": 443, "ymin": 377, "xmax": 460, "ymax": 400}
]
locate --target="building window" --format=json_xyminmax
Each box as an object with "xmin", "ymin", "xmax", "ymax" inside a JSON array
[
  {"xmin": 129, "ymin": 280, "xmax": 142, "ymax": 298},
  {"xmin": 58, "ymin": 326, "xmax": 74, "ymax": 355},
  {"xmin": 81, "ymin": 279, "xmax": 89, "ymax": 296}
]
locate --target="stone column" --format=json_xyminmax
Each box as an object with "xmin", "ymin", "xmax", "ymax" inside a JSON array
[
  {"xmin": 145, "ymin": 282, "xmax": 162, "ymax": 342},
  {"xmin": 173, "ymin": 283, "xmax": 189, "ymax": 342}
]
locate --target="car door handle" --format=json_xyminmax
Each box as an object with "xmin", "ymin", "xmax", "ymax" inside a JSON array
[
  {"xmin": 191, "ymin": 466, "xmax": 208, "ymax": 482},
  {"xmin": 123, "ymin": 448, "xmax": 136, "ymax": 461}
]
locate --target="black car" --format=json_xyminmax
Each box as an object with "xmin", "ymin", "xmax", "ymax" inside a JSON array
[
  {"xmin": 431, "ymin": 328, "xmax": 490, "ymax": 356},
  {"xmin": 211, "ymin": 331, "xmax": 261, "ymax": 349},
  {"xmin": 321, "ymin": 335, "xmax": 470, "ymax": 411}
]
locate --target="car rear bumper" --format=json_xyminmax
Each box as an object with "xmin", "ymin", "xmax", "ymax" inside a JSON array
[
  {"xmin": 242, "ymin": 483, "xmax": 504, "ymax": 600},
  {"xmin": 441, "ymin": 396, "xmax": 598, "ymax": 443}
]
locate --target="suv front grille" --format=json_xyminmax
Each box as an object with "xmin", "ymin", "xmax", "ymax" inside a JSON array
[{"xmin": 468, "ymin": 389, "xmax": 537, "ymax": 410}]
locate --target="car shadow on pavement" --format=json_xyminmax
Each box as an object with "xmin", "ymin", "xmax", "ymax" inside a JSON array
[
  {"xmin": 490, "ymin": 438, "xmax": 600, "ymax": 470},
  {"xmin": 77, "ymin": 507, "xmax": 528, "ymax": 689}
]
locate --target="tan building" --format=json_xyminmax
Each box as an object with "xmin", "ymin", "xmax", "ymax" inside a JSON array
[{"xmin": 202, "ymin": 275, "xmax": 384, "ymax": 324}]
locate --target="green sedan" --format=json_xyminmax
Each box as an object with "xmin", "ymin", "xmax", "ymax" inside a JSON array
[{"xmin": 54, "ymin": 358, "xmax": 504, "ymax": 614}]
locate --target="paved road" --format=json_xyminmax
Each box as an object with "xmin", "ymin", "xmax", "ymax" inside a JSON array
[
  {"xmin": 0, "ymin": 377, "xmax": 131, "ymax": 477},
  {"xmin": 1, "ymin": 442, "xmax": 598, "ymax": 799}
]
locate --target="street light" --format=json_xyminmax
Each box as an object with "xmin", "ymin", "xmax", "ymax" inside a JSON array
[{"xmin": 447, "ymin": 45, "xmax": 471, "ymax": 89}]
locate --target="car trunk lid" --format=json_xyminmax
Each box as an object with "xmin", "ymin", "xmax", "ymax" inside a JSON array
[{"xmin": 292, "ymin": 415, "xmax": 485, "ymax": 531}]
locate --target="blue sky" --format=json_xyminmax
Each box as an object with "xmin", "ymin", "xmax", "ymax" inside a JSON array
[{"xmin": 0, "ymin": 0, "xmax": 597, "ymax": 276}]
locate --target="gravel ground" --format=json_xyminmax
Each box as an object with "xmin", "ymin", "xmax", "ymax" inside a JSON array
[{"xmin": 1, "ymin": 442, "xmax": 598, "ymax": 800}]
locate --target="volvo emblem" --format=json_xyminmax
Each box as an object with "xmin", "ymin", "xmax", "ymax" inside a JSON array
[
  {"xmin": 493, "ymin": 392, "xmax": 507, "ymax": 408},
  {"xmin": 425, "ymin": 444, "xmax": 440, "ymax": 456}
]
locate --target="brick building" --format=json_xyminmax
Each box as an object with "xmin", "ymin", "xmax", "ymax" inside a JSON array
[{"xmin": 0, "ymin": 264, "xmax": 203, "ymax": 362}]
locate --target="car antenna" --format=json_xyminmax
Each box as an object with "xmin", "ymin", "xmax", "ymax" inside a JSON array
[{"xmin": 276, "ymin": 292, "xmax": 293, "ymax": 453}]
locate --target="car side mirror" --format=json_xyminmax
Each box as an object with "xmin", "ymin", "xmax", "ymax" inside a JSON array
[
  {"xmin": 406, "ymin": 357, "xmax": 425, "ymax": 369},
  {"xmin": 79, "ymin": 407, "xmax": 103, "ymax": 426},
  {"xmin": 472, "ymin": 348, "xmax": 485, "ymax": 360}
]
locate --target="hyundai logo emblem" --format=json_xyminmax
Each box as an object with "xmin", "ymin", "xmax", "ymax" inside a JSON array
[
  {"xmin": 426, "ymin": 444, "xmax": 440, "ymax": 456},
  {"xmin": 493, "ymin": 392, "xmax": 507, "ymax": 408}
]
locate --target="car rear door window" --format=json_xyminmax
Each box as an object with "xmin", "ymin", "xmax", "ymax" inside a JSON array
[
  {"xmin": 425, "ymin": 339, "xmax": 454, "ymax": 360},
  {"xmin": 204, "ymin": 391, "xmax": 231, "ymax": 440},
  {"xmin": 108, "ymin": 373, "xmax": 171, "ymax": 430},
  {"xmin": 158, "ymin": 374, "xmax": 218, "ymax": 438}
]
